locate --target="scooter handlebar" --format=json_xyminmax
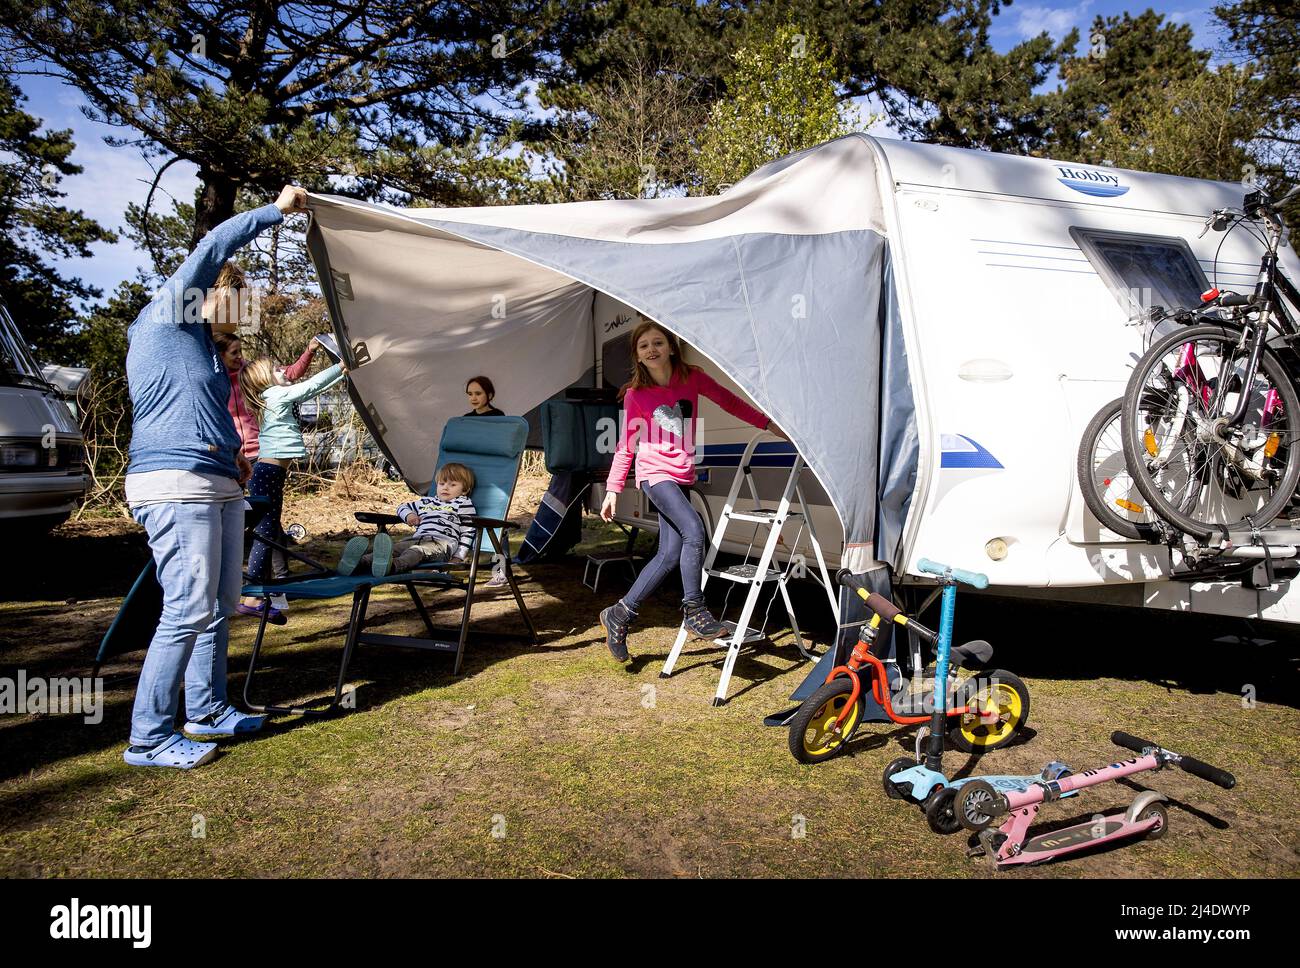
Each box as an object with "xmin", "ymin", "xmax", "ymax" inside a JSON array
[
  {"xmin": 1111, "ymin": 730, "xmax": 1154, "ymax": 754},
  {"xmin": 917, "ymin": 558, "xmax": 989, "ymax": 589},
  {"xmin": 1176, "ymin": 754, "xmax": 1237, "ymax": 789},
  {"xmin": 1111, "ymin": 732, "xmax": 1236, "ymax": 789}
]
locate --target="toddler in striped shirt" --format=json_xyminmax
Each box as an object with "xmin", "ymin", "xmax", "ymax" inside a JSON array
[{"xmin": 341, "ymin": 463, "xmax": 477, "ymax": 576}]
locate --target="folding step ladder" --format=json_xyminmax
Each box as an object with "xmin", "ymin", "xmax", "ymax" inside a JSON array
[{"xmin": 660, "ymin": 432, "xmax": 839, "ymax": 705}]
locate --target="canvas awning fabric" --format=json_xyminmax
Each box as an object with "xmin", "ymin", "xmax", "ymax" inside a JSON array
[{"xmin": 304, "ymin": 134, "xmax": 892, "ymax": 547}]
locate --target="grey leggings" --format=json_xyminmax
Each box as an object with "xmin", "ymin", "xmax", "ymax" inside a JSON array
[{"xmin": 622, "ymin": 480, "xmax": 705, "ymax": 613}]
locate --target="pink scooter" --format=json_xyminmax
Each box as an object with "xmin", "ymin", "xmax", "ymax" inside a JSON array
[{"xmin": 955, "ymin": 731, "xmax": 1236, "ymax": 869}]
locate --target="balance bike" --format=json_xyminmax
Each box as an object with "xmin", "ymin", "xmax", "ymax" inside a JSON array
[
  {"xmin": 790, "ymin": 560, "xmax": 1029, "ymax": 773},
  {"xmin": 955, "ymin": 731, "xmax": 1236, "ymax": 868}
]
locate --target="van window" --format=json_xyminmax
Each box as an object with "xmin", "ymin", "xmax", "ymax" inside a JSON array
[
  {"xmin": 0, "ymin": 298, "xmax": 50, "ymax": 389},
  {"xmin": 1071, "ymin": 228, "xmax": 1209, "ymax": 316}
]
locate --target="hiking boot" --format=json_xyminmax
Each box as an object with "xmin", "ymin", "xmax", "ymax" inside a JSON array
[
  {"xmin": 600, "ymin": 601, "xmax": 635, "ymax": 663},
  {"xmin": 682, "ymin": 598, "xmax": 725, "ymax": 639}
]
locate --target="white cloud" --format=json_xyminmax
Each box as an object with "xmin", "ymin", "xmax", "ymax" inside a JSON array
[{"xmin": 1011, "ymin": 1, "xmax": 1094, "ymax": 40}]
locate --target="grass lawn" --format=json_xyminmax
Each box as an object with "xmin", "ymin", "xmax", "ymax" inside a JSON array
[{"xmin": 1, "ymin": 484, "xmax": 1297, "ymax": 878}]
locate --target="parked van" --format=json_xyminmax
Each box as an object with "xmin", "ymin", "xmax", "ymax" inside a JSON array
[{"xmin": 0, "ymin": 297, "xmax": 89, "ymax": 532}]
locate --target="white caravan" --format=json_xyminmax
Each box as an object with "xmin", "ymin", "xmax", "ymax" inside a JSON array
[{"xmin": 302, "ymin": 134, "xmax": 1300, "ymax": 627}]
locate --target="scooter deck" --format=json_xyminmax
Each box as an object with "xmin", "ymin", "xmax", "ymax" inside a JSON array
[{"xmin": 994, "ymin": 816, "xmax": 1160, "ymax": 867}]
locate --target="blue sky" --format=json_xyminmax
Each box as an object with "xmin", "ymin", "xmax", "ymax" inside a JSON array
[{"xmin": 12, "ymin": 1, "xmax": 1225, "ymax": 313}]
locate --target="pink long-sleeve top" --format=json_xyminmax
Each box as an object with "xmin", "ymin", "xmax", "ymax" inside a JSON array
[
  {"xmin": 225, "ymin": 346, "xmax": 315, "ymax": 460},
  {"xmin": 606, "ymin": 367, "xmax": 770, "ymax": 493}
]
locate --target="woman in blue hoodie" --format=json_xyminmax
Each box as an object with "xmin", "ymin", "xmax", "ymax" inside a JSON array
[{"xmin": 122, "ymin": 185, "xmax": 306, "ymax": 769}]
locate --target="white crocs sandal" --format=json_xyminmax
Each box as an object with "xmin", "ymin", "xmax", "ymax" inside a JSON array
[
  {"xmin": 123, "ymin": 733, "xmax": 218, "ymax": 769},
  {"xmin": 183, "ymin": 706, "xmax": 267, "ymax": 738}
]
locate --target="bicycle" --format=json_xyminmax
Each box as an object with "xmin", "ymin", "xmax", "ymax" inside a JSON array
[
  {"xmin": 788, "ymin": 561, "xmax": 1029, "ymax": 765},
  {"xmin": 1121, "ymin": 184, "xmax": 1300, "ymax": 540}
]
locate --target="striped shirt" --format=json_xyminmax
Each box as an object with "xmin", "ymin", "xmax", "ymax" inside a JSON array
[{"xmin": 396, "ymin": 494, "xmax": 477, "ymax": 559}]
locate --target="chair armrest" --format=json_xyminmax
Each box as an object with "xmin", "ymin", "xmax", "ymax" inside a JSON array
[
  {"xmin": 471, "ymin": 516, "xmax": 520, "ymax": 531},
  {"xmin": 355, "ymin": 511, "xmax": 402, "ymax": 526}
]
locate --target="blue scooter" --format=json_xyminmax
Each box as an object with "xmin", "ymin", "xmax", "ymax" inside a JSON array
[{"xmin": 877, "ymin": 560, "xmax": 1040, "ymax": 834}]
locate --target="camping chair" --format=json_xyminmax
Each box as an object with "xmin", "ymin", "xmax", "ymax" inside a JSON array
[{"xmin": 240, "ymin": 416, "xmax": 538, "ymax": 715}]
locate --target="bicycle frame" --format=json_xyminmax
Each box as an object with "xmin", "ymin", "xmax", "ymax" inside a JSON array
[
  {"xmin": 826, "ymin": 582, "xmax": 994, "ymax": 735},
  {"xmin": 1148, "ymin": 252, "xmax": 1295, "ymax": 485}
]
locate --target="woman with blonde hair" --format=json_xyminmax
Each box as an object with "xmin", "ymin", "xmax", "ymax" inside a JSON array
[{"xmin": 236, "ymin": 353, "xmax": 348, "ymax": 620}]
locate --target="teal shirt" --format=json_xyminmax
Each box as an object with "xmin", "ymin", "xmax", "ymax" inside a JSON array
[{"xmin": 257, "ymin": 363, "xmax": 346, "ymax": 459}]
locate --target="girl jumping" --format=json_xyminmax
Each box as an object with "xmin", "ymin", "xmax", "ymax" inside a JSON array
[
  {"xmin": 237, "ymin": 355, "xmax": 349, "ymax": 621},
  {"xmin": 599, "ymin": 319, "xmax": 783, "ymax": 663}
]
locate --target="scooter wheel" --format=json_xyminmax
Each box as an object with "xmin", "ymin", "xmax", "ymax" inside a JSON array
[
  {"xmin": 1137, "ymin": 802, "xmax": 1168, "ymax": 840},
  {"xmin": 956, "ymin": 780, "xmax": 1005, "ymax": 832},
  {"xmin": 882, "ymin": 756, "xmax": 917, "ymax": 800},
  {"xmin": 787, "ymin": 678, "xmax": 864, "ymax": 764},
  {"xmin": 925, "ymin": 786, "xmax": 964, "ymax": 835}
]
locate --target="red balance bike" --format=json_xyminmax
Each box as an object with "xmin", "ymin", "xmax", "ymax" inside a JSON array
[{"xmin": 788, "ymin": 564, "xmax": 1030, "ymax": 764}]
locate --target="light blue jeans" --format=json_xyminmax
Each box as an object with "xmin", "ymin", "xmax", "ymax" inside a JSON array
[{"xmin": 129, "ymin": 499, "xmax": 244, "ymax": 747}]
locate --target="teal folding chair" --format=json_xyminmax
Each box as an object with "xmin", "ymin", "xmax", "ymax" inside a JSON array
[{"xmin": 241, "ymin": 416, "xmax": 539, "ymax": 715}]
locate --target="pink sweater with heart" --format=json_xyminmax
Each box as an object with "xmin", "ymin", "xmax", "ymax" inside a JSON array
[{"xmin": 605, "ymin": 367, "xmax": 770, "ymax": 493}]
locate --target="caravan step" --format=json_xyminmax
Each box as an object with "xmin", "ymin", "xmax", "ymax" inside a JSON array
[
  {"xmin": 727, "ymin": 508, "xmax": 802, "ymax": 524},
  {"xmin": 706, "ymin": 563, "xmax": 783, "ymax": 583},
  {"xmin": 715, "ymin": 620, "xmax": 766, "ymax": 646}
]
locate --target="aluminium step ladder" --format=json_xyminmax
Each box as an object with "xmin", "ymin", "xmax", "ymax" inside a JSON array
[{"xmin": 659, "ymin": 432, "xmax": 840, "ymax": 705}]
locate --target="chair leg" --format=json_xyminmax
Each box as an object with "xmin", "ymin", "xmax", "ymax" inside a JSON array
[
  {"xmin": 331, "ymin": 586, "xmax": 370, "ymax": 707},
  {"xmin": 406, "ymin": 582, "xmax": 437, "ymax": 637},
  {"xmin": 489, "ymin": 528, "xmax": 538, "ymax": 644},
  {"xmin": 242, "ymin": 600, "xmax": 276, "ymax": 713},
  {"xmin": 242, "ymin": 589, "xmax": 367, "ymax": 717},
  {"xmin": 453, "ymin": 549, "xmax": 481, "ymax": 675}
]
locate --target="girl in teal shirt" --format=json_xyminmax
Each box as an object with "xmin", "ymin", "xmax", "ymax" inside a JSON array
[{"xmin": 237, "ymin": 356, "xmax": 349, "ymax": 619}]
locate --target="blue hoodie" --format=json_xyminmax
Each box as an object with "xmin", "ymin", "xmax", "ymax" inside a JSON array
[{"xmin": 125, "ymin": 204, "xmax": 284, "ymax": 479}]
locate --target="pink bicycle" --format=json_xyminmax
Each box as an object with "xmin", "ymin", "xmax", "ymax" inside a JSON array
[{"xmin": 955, "ymin": 731, "xmax": 1236, "ymax": 869}]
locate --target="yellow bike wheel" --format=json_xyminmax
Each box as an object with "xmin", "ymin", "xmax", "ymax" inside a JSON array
[
  {"xmin": 950, "ymin": 669, "xmax": 1030, "ymax": 752},
  {"xmin": 787, "ymin": 678, "xmax": 863, "ymax": 764}
]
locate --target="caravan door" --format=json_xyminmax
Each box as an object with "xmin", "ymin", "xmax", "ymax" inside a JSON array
[{"xmin": 590, "ymin": 291, "xmax": 845, "ymax": 568}]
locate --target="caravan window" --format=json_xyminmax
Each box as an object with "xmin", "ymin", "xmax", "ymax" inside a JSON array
[{"xmin": 1071, "ymin": 228, "xmax": 1209, "ymax": 317}]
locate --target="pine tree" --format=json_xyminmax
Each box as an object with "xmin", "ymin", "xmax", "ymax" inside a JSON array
[
  {"xmin": 0, "ymin": 77, "xmax": 114, "ymax": 363},
  {"xmin": 0, "ymin": 1, "xmax": 561, "ymax": 243}
]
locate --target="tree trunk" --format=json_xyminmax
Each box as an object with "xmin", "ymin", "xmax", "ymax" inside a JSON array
[{"xmin": 191, "ymin": 170, "xmax": 238, "ymax": 249}]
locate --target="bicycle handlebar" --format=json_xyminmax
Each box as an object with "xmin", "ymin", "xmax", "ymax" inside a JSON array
[
  {"xmin": 1110, "ymin": 731, "xmax": 1236, "ymax": 789},
  {"xmin": 917, "ymin": 558, "xmax": 989, "ymax": 589},
  {"xmin": 1219, "ymin": 292, "xmax": 1255, "ymax": 308}
]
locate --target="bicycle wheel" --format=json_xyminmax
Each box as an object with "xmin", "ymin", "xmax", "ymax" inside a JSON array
[
  {"xmin": 1121, "ymin": 323, "xmax": 1300, "ymax": 540},
  {"xmin": 1076, "ymin": 398, "xmax": 1163, "ymax": 541},
  {"xmin": 787, "ymin": 677, "xmax": 863, "ymax": 764}
]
